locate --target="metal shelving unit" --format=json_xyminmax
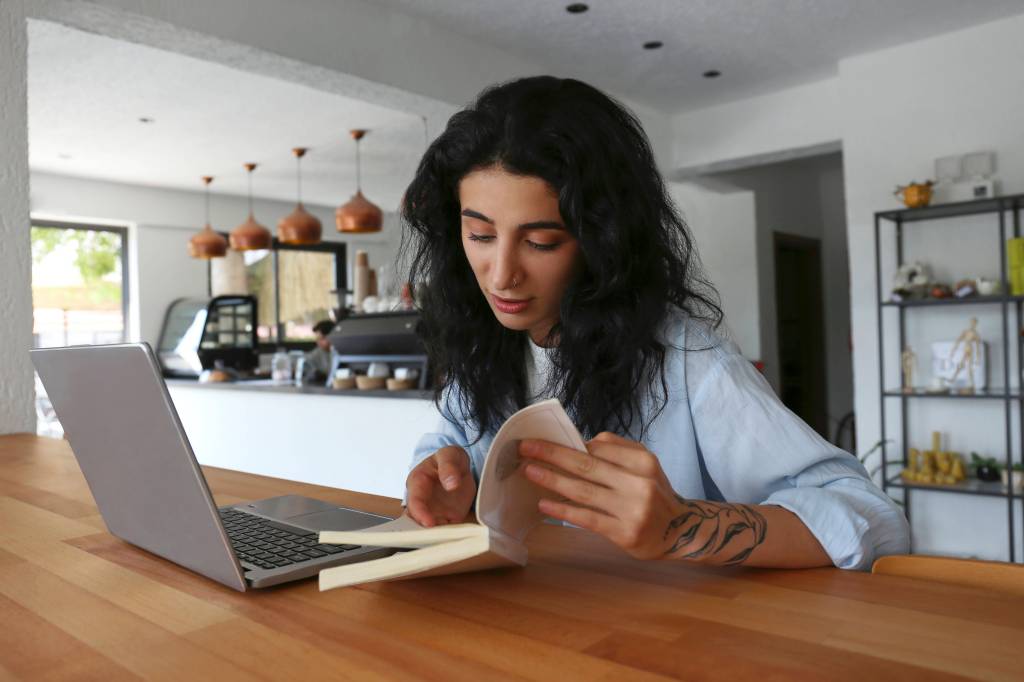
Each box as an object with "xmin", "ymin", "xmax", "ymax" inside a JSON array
[{"xmin": 875, "ymin": 192, "xmax": 1024, "ymax": 562}]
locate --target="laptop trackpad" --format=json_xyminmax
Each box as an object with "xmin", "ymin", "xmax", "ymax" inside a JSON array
[{"xmin": 286, "ymin": 507, "xmax": 393, "ymax": 532}]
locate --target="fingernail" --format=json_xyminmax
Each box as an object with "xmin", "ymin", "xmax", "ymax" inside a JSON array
[
  {"xmin": 442, "ymin": 475, "xmax": 458, "ymax": 490},
  {"xmin": 521, "ymin": 440, "xmax": 539, "ymax": 456},
  {"xmin": 525, "ymin": 464, "xmax": 541, "ymax": 480}
]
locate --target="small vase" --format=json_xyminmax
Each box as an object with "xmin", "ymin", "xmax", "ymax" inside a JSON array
[{"xmin": 1001, "ymin": 469, "xmax": 1023, "ymax": 490}]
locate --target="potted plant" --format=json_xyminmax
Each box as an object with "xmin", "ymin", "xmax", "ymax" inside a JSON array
[
  {"xmin": 1002, "ymin": 462, "xmax": 1024, "ymax": 491},
  {"xmin": 970, "ymin": 452, "xmax": 1002, "ymax": 482}
]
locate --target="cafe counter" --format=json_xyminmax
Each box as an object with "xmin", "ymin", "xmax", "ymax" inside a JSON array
[{"xmin": 165, "ymin": 379, "xmax": 441, "ymax": 500}]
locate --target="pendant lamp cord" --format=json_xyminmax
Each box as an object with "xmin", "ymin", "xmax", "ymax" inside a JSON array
[
  {"xmin": 296, "ymin": 154, "xmax": 302, "ymax": 205},
  {"xmin": 204, "ymin": 181, "xmax": 210, "ymax": 225},
  {"xmin": 247, "ymin": 168, "xmax": 254, "ymax": 216},
  {"xmin": 421, "ymin": 115, "xmax": 428, "ymax": 148},
  {"xmin": 355, "ymin": 138, "xmax": 362, "ymax": 192}
]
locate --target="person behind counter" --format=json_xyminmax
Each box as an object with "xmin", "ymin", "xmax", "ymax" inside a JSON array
[
  {"xmin": 396, "ymin": 75, "xmax": 910, "ymax": 571},
  {"xmin": 303, "ymin": 320, "xmax": 335, "ymax": 383}
]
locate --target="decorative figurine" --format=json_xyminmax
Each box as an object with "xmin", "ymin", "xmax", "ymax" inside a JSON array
[
  {"xmin": 901, "ymin": 345, "xmax": 916, "ymax": 393},
  {"xmin": 891, "ymin": 262, "xmax": 931, "ymax": 301},
  {"xmin": 954, "ymin": 279, "xmax": 977, "ymax": 298},
  {"xmin": 901, "ymin": 431, "xmax": 966, "ymax": 485},
  {"xmin": 894, "ymin": 180, "xmax": 935, "ymax": 208},
  {"xmin": 948, "ymin": 318, "xmax": 982, "ymax": 394}
]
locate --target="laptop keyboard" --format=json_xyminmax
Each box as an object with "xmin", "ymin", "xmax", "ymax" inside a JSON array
[{"xmin": 219, "ymin": 507, "xmax": 360, "ymax": 571}]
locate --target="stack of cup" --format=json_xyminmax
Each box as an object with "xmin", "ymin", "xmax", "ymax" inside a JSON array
[{"xmin": 353, "ymin": 250, "xmax": 370, "ymax": 311}]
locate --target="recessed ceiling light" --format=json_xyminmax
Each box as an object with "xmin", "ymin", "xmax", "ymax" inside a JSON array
[
  {"xmin": 643, "ymin": 41, "xmax": 663, "ymax": 50},
  {"xmin": 703, "ymin": 70, "xmax": 722, "ymax": 79},
  {"xmin": 57, "ymin": 153, "xmax": 72, "ymax": 160},
  {"xmin": 138, "ymin": 117, "xmax": 155, "ymax": 124},
  {"xmin": 566, "ymin": 3, "xmax": 589, "ymax": 14}
]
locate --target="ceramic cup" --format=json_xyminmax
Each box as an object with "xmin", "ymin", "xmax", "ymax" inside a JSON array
[{"xmin": 976, "ymin": 278, "xmax": 1001, "ymax": 296}]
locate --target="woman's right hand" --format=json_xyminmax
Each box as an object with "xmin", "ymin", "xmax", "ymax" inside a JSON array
[{"xmin": 404, "ymin": 446, "xmax": 476, "ymax": 527}]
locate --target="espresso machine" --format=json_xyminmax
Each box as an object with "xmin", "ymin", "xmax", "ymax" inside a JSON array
[{"xmin": 326, "ymin": 310, "xmax": 430, "ymax": 389}]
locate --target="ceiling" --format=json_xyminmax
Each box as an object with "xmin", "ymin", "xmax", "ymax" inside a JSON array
[
  {"xmin": 367, "ymin": 0, "xmax": 1024, "ymax": 112},
  {"xmin": 28, "ymin": 3, "xmax": 1024, "ymax": 208},
  {"xmin": 28, "ymin": 20, "xmax": 427, "ymax": 211}
]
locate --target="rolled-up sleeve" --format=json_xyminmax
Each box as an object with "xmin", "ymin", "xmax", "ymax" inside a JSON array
[{"xmin": 690, "ymin": 351, "xmax": 910, "ymax": 570}]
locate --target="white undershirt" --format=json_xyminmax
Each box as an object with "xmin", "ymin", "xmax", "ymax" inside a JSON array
[{"xmin": 524, "ymin": 335, "xmax": 557, "ymax": 404}]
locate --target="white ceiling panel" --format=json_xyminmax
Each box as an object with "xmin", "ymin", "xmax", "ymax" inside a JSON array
[
  {"xmin": 28, "ymin": 20, "xmax": 428, "ymax": 210},
  {"xmin": 367, "ymin": 0, "xmax": 1024, "ymax": 112}
]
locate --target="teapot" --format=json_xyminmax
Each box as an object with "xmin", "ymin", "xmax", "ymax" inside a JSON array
[{"xmin": 894, "ymin": 180, "xmax": 934, "ymax": 208}]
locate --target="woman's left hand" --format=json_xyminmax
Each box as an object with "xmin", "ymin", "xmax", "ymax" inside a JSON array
[{"xmin": 519, "ymin": 432, "xmax": 682, "ymax": 560}]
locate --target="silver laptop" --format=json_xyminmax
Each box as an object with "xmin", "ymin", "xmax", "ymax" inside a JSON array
[{"xmin": 31, "ymin": 342, "xmax": 398, "ymax": 591}]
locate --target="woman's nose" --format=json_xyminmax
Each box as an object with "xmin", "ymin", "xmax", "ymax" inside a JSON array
[{"xmin": 490, "ymin": 244, "xmax": 521, "ymax": 292}]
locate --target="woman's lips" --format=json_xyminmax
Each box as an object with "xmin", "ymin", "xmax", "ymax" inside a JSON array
[{"xmin": 492, "ymin": 294, "xmax": 530, "ymax": 314}]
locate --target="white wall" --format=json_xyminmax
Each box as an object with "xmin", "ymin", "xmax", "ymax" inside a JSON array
[
  {"xmin": 168, "ymin": 385, "xmax": 439, "ymax": 498},
  {"xmin": 840, "ymin": 14, "xmax": 1024, "ymax": 560},
  {"xmin": 30, "ymin": 171, "xmax": 402, "ymax": 349},
  {"xmin": 816, "ymin": 158, "xmax": 854, "ymax": 430},
  {"xmin": 668, "ymin": 182, "xmax": 759, "ymax": 359},
  {"xmin": 0, "ymin": 0, "xmax": 35, "ymax": 435},
  {"xmin": 671, "ymin": 78, "xmax": 841, "ymax": 173},
  {"xmin": 713, "ymin": 153, "xmax": 853, "ymax": 434}
]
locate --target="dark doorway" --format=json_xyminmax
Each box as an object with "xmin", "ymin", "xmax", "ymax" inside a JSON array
[{"xmin": 774, "ymin": 232, "xmax": 828, "ymax": 438}]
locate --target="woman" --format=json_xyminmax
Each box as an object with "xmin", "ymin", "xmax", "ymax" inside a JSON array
[{"xmin": 397, "ymin": 76, "xmax": 908, "ymax": 570}]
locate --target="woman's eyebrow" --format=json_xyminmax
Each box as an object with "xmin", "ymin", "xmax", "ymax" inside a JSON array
[{"xmin": 460, "ymin": 208, "xmax": 565, "ymax": 231}]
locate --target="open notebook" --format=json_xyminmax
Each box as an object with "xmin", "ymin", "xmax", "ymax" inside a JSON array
[{"xmin": 318, "ymin": 398, "xmax": 586, "ymax": 591}]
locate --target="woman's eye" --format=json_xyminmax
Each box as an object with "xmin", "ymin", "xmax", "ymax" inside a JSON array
[
  {"xmin": 467, "ymin": 233, "xmax": 494, "ymax": 243},
  {"xmin": 527, "ymin": 241, "xmax": 560, "ymax": 252}
]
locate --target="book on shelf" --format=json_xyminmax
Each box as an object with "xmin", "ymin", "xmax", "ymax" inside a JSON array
[{"xmin": 317, "ymin": 398, "xmax": 586, "ymax": 591}]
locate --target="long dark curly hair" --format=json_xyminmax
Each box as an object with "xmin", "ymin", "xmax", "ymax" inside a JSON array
[{"xmin": 399, "ymin": 75, "xmax": 721, "ymax": 444}]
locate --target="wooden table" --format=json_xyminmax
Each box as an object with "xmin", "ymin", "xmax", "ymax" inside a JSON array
[{"xmin": 1, "ymin": 434, "xmax": 1020, "ymax": 681}]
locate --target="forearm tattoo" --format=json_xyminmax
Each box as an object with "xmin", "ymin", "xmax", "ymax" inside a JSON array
[{"xmin": 663, "ymin": 495, "xmax": 768, "ymax": 565}]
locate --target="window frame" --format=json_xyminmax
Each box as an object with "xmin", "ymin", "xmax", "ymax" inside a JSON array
[{"xmin": 30, "ymin": 219, "xmax": 131, "ymax": 345}]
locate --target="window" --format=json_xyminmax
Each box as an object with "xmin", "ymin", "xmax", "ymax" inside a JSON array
[
  {"xmin": 31, "ymin": 220, "xmax": 129, "ymax": 437},
  {"xmin": 215, "ymin": 237, "xmax": 346, "ymax": 349},
  {"xmin": 30, "ymin": 221, "xmax": 129, "ymax": 347},
  {"xmin": 277, "ymin": 249, "xmax": 338, "ymax": 342}
]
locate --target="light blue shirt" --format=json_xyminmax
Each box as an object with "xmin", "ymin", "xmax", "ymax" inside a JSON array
[{"xmin": 405, "ymin": 306, "xmax": 910, "ymax": 570}]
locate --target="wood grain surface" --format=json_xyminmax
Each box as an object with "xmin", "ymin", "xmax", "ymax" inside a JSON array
[{"xmin": 1, "ymin": 434, "xmax": 1020, "ymax": 681}]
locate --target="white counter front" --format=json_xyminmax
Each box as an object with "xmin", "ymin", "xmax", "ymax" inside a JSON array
[{"xmin": 167, "ymin": 381, "xmax": 441, "ymax": 499}]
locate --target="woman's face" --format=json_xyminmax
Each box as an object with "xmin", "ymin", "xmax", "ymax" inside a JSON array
[{"xmin": 458, "ymin": 165, "xmax": 582, "ymax": 346}]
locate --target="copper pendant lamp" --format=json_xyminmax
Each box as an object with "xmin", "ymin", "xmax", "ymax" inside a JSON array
[
  {"xmin": 278, "ymin": 147, "xmax": 322, "ymax": 245},
  {"xmin": 336, "ymin": 129, "xmax": 383, "ymax": 234},
  {"xmin": 230, "ymin": 162, "xmax": 273, "ymax": 251},
  {"xmin": 188, "ymin": 176, "xmax": 228, "ymax": 259}
]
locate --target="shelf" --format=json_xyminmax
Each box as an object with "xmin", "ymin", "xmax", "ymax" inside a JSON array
[
  {"xmin": 883, "ymin": 388, "xmax": 1024, "ymax": 400},
  {"xmin": 881, "ymin": 294, "xmax": 1024, "ymax": 308},
  {"xmin": 876, "ymin": 195, "xmax": 1018, "ymax": 223},
  {"xmin": 886, "ymin": 475, "xmax": 1017, "ymax": 498}
]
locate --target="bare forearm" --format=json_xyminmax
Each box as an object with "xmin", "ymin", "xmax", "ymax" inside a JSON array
[{"xmin": 663, "ymin": 496, "xmax": 831, "ymax": 568}]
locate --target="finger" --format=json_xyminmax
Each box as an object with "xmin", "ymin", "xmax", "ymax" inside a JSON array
[
  {"xmin": 518, "ymin": 439, "xmax": 618, "ymax": 487},
  {"xmin": 585, "ymin": 439, "xmax": 662, "ymax": 478},
  {"xmin": 406, "ymin": 469, "xmax": 440, "ymax": 518},
  {"xmin": 589, "ymin": 431, "xmax": 645, "ymax": 448},
  {"xmin": 406, "ymin": 467, "xmax": 436, "ymax": 499},
  {"xmin": 538, "ymin": 498, "xmax": 618, "ymax": 538},
  {"xmin": 435, "ymin": 447, "xmax": 469, "ymax": 491},
  {"xmin": 405, "ymin": 495, "xmax": 436, "ymax": 527},
  {"xmin": 524, "ymin": 462, "xmax": 618, "ymax": 515}
]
